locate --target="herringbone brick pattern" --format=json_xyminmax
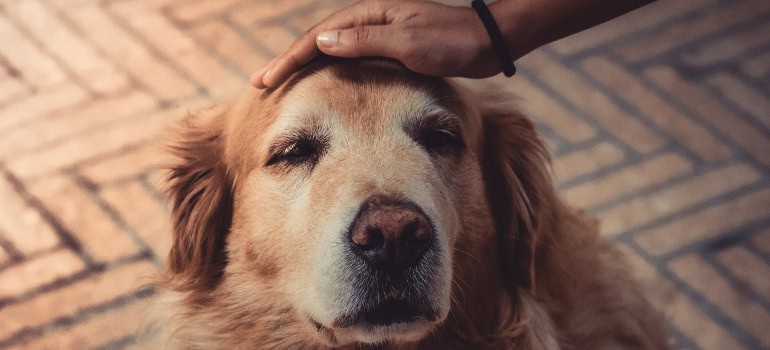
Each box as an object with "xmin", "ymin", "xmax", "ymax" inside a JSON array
[{"xmin": 0, "ymin": 0, "xmax": 767, "ymax": 349}]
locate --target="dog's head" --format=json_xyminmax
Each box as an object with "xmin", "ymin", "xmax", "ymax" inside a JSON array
[{"xmin": 163, "ymin": 58, "xmax": 553, "ymax": 347}]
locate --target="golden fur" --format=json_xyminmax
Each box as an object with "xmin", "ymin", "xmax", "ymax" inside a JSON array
[{"xmin": 154, "ymin": 58, "xmax": 669, "ymax": 349}]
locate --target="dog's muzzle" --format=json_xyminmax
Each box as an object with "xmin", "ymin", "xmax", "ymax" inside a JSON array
[{"xmin": 336, "ymin": 196, "xmax": 441, "ymax": 328}]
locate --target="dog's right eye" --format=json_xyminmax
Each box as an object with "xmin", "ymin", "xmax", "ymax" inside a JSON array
[{"xmin": 266, "ymin": 139, "xmax": 320, "ymax": 166}]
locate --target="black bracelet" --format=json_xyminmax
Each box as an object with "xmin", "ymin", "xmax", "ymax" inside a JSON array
[{"xmin": 471, "ymin": 0, "xmax": 516, "ymax": 77}]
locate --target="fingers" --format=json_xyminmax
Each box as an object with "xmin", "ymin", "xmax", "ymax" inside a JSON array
[
  {"xmin": 252, "ymin": 1, "xmax": 395, "ymax": 88},
  {"xmin": 253, "ymin": 36, "xmax": 319, "ymax": 88},
  {"xmin": 315, "ymin": 25, "xmax": 400, "ymax": 58}
]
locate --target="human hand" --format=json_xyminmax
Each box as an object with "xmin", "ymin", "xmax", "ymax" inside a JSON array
[{"xmin": 251, "ymin": 0, "xmax": 503, "ymax": 88}]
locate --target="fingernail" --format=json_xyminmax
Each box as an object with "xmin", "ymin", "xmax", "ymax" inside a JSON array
[{"xmin": 317, "ymin": 31, "xmax": 338, "ymax": 47}]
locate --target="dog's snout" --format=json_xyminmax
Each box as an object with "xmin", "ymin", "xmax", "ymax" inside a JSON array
[{"xmin": 350, "ymin": 197, "xmax": 434, "ymax": 272}]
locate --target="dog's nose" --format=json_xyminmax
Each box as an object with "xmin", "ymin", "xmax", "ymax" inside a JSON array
[{"xmin": 350, "ymin": 197, "xmax": 433, "ymax": 272}]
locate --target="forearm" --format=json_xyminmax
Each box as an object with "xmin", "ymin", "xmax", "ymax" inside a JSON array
[{"xmin": 489, "ymin": 0, "xmax": 656, "ymax": 59}]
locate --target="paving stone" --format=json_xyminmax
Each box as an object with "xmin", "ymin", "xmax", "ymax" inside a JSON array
[
  {"xmin": 636, "ymin": 188, "xmax": 770, "ymax": 256},
  {"xmin": 621, "ymin": 246, "xmax": 745, "ymax": 350},
  {"xmin": 520, "ymin": 50, "xmax": 665, "ymax": 153},
  {"xmin": 0, "ymin": 261, "xmax": 156, "ymax": 340},
  {"xmin": 552, "ymin": 142, "xmax": 625, "ymax": 184},
  {"xmin": 7, "ymin": 297, "xmax": 152, "ymax": 350},
  {"xmin": 505, "ymin": 76, "xmax": 597, "ymax": 143},
  {"xmin": 100, "ymin": 180, "xmax": 172, "ymax": 261},
  {"xmin": 191, "ymin": 18, "xmax": 269, "ymax": 75},
  {"xmin": 752, "ymin": 228, "xmax": 770, "ymax": 255},
  {"xmin": 0, "ymin": 83, "xmax": 87, "ymax": 133},
  {"xmin": 562, "ymin": 152, "xmax": 693, "ymax": 208},
  {"xmin": 78, "ymin": 141, "xmax": 168, "ymax": 184},
  {"xmin": 647, "ymin": 66, "xmax": 770, "ymax": 167},
  {"xmin": 716, "ymin": 247, "xmax": 770, "ymax": 301},
  {"xmin": 5, "ymin": 0, "xmax": 130, "ymax": 94},
  {"xmin": 27, "ymin": 176, "xmax": 139, "ymax": 263},
  {"xmin": 599, "ymin": 163, "xmax": 761, "ymax": 237},
  {"xmin": 582, "ymin": 57, "xmax": 732, "ymax": 162},
  {"xmin": 670, "ymin": 255, "xmax": 770, "ymax": 347},
  {"xmin": 0, "ymin": 249, "xmax": 85, "ymax": 300},
  {"xmin": 550, "ymin": 0, "xmax": 719, "ymax": 55},
  {"xmin": 0, "ymin": 91, "xmax": 156, "ymax": 158},
  {"xmin": 706, "ymin": 72, "xmax": 770, "ymax": 129},
  {"xmin": 66, "ymin": 4, "xmax": 198, "ymax": 101},
  {"xmin": 0, "ymin": 0, "xmax": 767, "ymax": 347},
  {"xmin": 0, "ymin": 176, "xmax": 60, "ymax": 256},
  {"xmin": 0, "ymin": 15, "xmax": 67, "ymax": 89},
  {"xmin": 614, "ymin": 0, "xmax": 770, "ymax": 63}
]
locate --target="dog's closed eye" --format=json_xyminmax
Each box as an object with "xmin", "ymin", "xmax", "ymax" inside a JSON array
[
  {"xmin": 266, "ymin": 132, "xmax": 326, "ymax": 167},
  {"xmin": 410, "ymin": 114, "xmax": 465, "ymax": 156}
]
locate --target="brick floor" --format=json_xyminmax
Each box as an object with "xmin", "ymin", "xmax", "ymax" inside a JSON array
[{"xmin": 0, "ymin": 0, "xmax": 767, "ymax": 349}]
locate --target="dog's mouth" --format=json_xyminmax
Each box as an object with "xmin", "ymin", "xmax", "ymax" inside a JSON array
[
  {"xmin": 328, "ymin": 297, "xmax": 436, "ymax": 330},
  {"xmin": 360, "ymin": 299, "xmax": 421, "ymax": 326}
]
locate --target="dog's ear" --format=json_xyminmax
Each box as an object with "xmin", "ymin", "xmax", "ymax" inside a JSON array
[
  {"xmin": 164, "ymin": 105, "xmax": 233, "ymax": 292},
  {"xmin": 480, "ymin": 101, "xmax": 555, "ymax": 292}
]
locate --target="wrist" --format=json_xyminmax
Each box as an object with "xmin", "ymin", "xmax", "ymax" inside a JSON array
[
  {"xmin": 487, "ymin": 0, "xmax": 538, "ymax": 60},
  {"xmin": 462, "ymin": 6, "xmax": 499, "ymax": 75}
]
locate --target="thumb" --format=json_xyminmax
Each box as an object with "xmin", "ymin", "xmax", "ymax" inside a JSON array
[{"xmin": 316, "ymin": 26, "xmax": 395, "ymax": 58}]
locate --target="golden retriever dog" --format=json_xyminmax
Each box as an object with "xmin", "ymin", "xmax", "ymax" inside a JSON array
[{"xmin": 154, "ymin": 57, "xmax": 669, "ymax": 349}]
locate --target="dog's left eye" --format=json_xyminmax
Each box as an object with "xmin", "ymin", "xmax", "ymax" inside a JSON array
[
  {"xmin": 267, "ymin": 139, "xmax": 319, "ymax": 166},
  {"xmin": 418, "ymin": 128, "xmax": 464, "ymax": 155}
]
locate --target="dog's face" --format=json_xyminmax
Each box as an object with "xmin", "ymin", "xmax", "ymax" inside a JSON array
[{"xmin": 164, "ymin": 59, "xmax": 551, "ymax": 347}]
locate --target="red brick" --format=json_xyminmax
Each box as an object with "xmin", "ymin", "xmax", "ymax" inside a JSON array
[
  {"xmin": 552, "ymin": 142, "xmax": 625, "ymax": 184},
  {"xmin": 79, "ymin": 142, "xmax": 168, "ymax": 184},
  {"xmin": 502, "ymin": 76, "xmax": 597, "ymax": 143},
  {"xmin": 0, "ymin": 260, "xmax": 157, "ymax": 340},
  {"xmin": 170, "ymin": 0, "xmax": 243, "ymax": 22},
  {"xmin": 599, "ymin": 163, "xmax": 761, "ymax": 237},
  {"xmin": 647, "ymin": 67, "xmax": 770, "ymax": 167},
  {"xmin": 145, "ymin": 169, "xmax": 167, "ymax": 196},
  {"xmin": 288, "ymin": 1, "xmax": 355, "ymax": 29},
  {"xmin": 249, "ymin": 24, "xmax": 298, "ymax": 56},
  {"xmin": 0, "ymin": 249, "xmax": 85, "ymax": 300},
  {"xmin": 717, "ymin": 247, "xmax": 770, "ymax": 301},
  {"xmin": 615, "ymin": 0, "xmax": 770, "ymax": 63},
  {"xmin": 27, "ymin": 176, "xmax": 138, "ymax": 262},
  {"xmin": 0, "ymin": 16, "xmax": 66, "ymax": 89},
  {"xmin": 0, "ymin": 177, "xmax": 60, "ymax": 256},
  {"xmin": 636, "ymin": 188, "xmax": 770, "ymax": 255},
  {"xmin": 192, "ymin": 19, "xmax": 269, "ymax": 75},
  {"xmin": 520, "ymin": 51, "xmax": 664, "ymax": 153},
  {"xmin": 66, "ymin": 5, "xmax": 197, "ymax": 101},
  {"xmin": 100, "ymin": 181, "xmax": 172, "ymax": 259},
  {"xmin": 0, "ymin": 91, "xmax": 155, "ymax": 158},
  {"xmin": 8, "ymin": 297, "xmax": 152, "ymax": 350},
  {"xmin": 741, "ymin": 51, "xmax": 770, "ymax": 79},
  {"xmin": 582, "ymin": 57, "xmax": 731, "ymax": 162},
  {"xmin": 111, "ymin": 2, "xmax": 243, "ymax": 98},
  {"xmin": 5, "ymin": 0, "xmax": 129, "ymax": 94},
  {"xmin": 670, "ymin": 254, "xmax": 770, "ymax": 347},
  {"xmin": 231, "ymin": 0, "xmax": 313, "ymax": 26},
  {"xmin": 562, "ymin": 153, "xmax": 692, "ymax": 208},
  {"xmin": 5, "ymin": 107, "xmax": 183, "ymax": 179},
  {"xmin": 0, "ymin": 83, "xmax": 87, "ymax": 133},
  {"xmin": 0, "ymin": 74, "xmax": 28, "ymax": 105},
  {"xmin": 620, "ymin": 246, "xmax": 744, "ymax": 350},
  {"xmin": 706, "ymin": 72, "xmax": 770, "ymax": 129},
  {"xmin": 753, "ymin": 228, "xmax": 770, "ymax": 255},
  {"xmin": 0, "ymin": 247, "xmax": 9, "ymax": 266},
  {"xmin": 551, "ymin": 0, "xmax": 719, "ymax": 55},
  {"xmin": 680, "ymin": 21, "xmax": 770, "ymax": 67},
  {"xmin": 45, "ymin": 0, "xmax": 178, "ymax": 11}
]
